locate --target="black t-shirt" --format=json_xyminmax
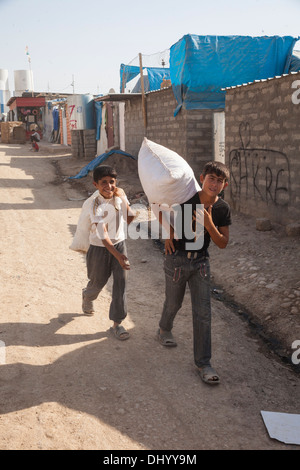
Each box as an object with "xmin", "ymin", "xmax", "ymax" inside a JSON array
[{"xmin": 172, "ymin": 192, "xmax": 232, "ymax": 255}]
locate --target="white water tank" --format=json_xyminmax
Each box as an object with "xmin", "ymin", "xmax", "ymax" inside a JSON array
[
  {"xmin": 0, "ymin": 69, "xmax": 9, "ymax": 90},
  {"xmin": 0, "ymin": 69, "xmax": 10, "ymax": 116},
  {"xmin": 14, "ymin": 70, "xmax": 34, "ymax": 96}
]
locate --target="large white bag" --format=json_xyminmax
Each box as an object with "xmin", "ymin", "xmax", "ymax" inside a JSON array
[
  {"xmin": 69, "ymin": 190, "xmax": 98, "ymax": 253},
  {"xmin": 138, "ymin": 138, "xmax": 200, "ymax": 206}
]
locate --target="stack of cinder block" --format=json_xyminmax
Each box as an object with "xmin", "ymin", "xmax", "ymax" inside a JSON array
[{"xmin": 71, "ymin": 129, "xmax": 96, "ymax": 160}]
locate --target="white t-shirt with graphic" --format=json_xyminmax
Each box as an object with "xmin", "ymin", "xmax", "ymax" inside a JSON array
[{"xmin": 89, "ymin": 192, "xmax": 129, "ymax": 247}]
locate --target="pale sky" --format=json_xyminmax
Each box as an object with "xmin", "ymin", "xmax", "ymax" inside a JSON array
[{"xmin": 1, "ymin": 0, "xmax": 299, "ymax": 96}]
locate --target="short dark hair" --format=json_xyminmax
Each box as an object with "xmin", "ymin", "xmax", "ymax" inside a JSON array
[
  {"xmin": 93, "ymin": 165, "xmax": 117, "ymax": 183},
  {"xmin": 202, "ymin": 161, "xmax": 229, "ymax": 182}
]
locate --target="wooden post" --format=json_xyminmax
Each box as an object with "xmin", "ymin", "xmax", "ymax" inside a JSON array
[{"xmin": 139, "ymin": 53, "xmax": 147, "ymax": 128}]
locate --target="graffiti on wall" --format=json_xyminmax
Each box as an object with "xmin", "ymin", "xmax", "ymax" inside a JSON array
[{"xmin": 229, "ymin": 122, "xmax": 291, "ymax": 206}]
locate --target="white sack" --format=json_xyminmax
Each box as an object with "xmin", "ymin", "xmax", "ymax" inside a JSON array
[
  {"xmin": 69, "ymin": 190, "xmax": 98, "ymax": 253},
  {"xmin": 138, "ymin": 138, "xmax": 200, "ymax": 206}
]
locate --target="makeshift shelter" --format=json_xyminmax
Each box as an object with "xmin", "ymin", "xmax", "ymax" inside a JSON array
[
  {"xmin": 169, "ymin": 34, "xmax": 300, "ymax": 114},
  {"xmin": 6, "ymin": 96, "xmax": 45, "ymax": 139}
]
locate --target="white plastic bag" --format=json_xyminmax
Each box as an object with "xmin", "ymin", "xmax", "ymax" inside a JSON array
[
  {"xmin": 69, "ymin": 190, "xmax": 98, "ymax": 253},
  {"xmin": 138, "ymin": 138, "xmax": 200, "ymax": 206}
]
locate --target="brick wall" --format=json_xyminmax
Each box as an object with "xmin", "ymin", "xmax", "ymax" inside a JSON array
[
  {"xmin": 124, "ymin": 87, "xmax": 214, "ymax": 178},
  {"xmin": 225, "ymin": 72, "xmax": 300, "ymax": 224}
]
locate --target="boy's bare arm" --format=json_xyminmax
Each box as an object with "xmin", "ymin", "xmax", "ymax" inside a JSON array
[
  {"xmin": 193, "ymin": 206, "xmax": 229, "ymax": 249},
  {"xmin": 208, "ymin": 224, "xmax": 229, "ymax": 249},
  {"xmin": 203, "ymin": 206, "xmax": 229, "ymax": 248},
  {"xmin": 114, "ymin": 187, "xmax": 136, "ymax": 225}
]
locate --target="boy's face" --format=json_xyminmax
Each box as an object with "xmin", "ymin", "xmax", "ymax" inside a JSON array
[
  {"xmin": 93, "ymin": 176, "xmax": 117, "ymax": 199},
  {"xmin": 200, "ymin": 172, "xmax": 228, "ymax": 196}
]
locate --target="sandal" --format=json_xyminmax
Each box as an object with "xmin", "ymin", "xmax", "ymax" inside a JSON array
[
  {"xmin": 157, "ymin": 328, "xmax": 177, "ymax": 347},
  {"xmin": 198, "ymin": 365, "xmax": 220, "ymax": 385},
  {"xmin": 82, "ymin": 291, "xmax": 95, "ymax": 316},
  {"xmin": 110, "ymin": 325, "xmax": 130, "ymax": 341}
]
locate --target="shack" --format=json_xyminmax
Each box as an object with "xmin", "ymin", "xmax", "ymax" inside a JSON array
[{"xmin": 6, "ymin": 95, "xmax": 45, "ymax": 140}]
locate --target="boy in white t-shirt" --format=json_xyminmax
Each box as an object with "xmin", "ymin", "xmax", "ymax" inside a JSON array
[{"xmin": 82, "ymin": 165, "xmax": 135, "ymax": 340}]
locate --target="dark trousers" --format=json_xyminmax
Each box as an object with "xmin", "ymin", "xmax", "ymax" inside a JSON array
[
  {"xmin": 159, "ymin": 252, "xmax": 211, "ymax": 368},
  {"xmin": 84, "ymin": 242, "xmax": 127, "ymax": 323}
]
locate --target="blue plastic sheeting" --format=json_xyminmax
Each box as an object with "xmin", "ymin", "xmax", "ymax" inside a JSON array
[
  {"xmin": 120, "ymin": 63, "xmax": 170, "ymax": 92},
  {"xmin": 69, "ymin": 149, "xmax": 136, "ymax": 180},
  {"xmin": 289, "ymin": 54, "xmax": 300, "ymax": 72},
  {"xmin": 52, "ymin": 107, "xmax": 59, "ymax": 131},
  {"xmin": 80, "ymin": 94, "xmax": 95, "ymax": 130},
  {"xmin": 0, "ymin": 90, "xmax": 4, "ymax": 113},
  {"xmin": 120, "ymin": 64, "xmax": 140, "ymax": 91},
  {"xmin": 147, "ymin": 67, "xmax": 170, "ymax": 90},
  {"xmin": 47, "ymin": 98, "xmax": 66, "ymax": 110},
  {"xmin": 94, "ymin": 100, "xmax": 103, "ymax": 141},
  {"xmin": 170, "ymin": 35, "xmax": 299, "ymax": 114}
]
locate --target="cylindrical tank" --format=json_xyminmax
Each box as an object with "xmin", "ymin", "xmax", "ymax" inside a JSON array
[
  {"xmin": 67, "ymin": 94, "xmax": 94, "ymax": 130},
  {"xmin": 14, "ymin": 70, "xmax": 34, "ymax": 96},
  {"xmin": 0, "ymin": 69, "xmax": 9, "ymax": 90},
  {"xmin": 0, "ymin": 69, "xmax": 10, "ymax": 116}
]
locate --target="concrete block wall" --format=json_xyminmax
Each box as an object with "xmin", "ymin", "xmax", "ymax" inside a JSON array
[
  {"xmin": 186, "ymin": 109, "xmax": 214, "ymax": 178},
  {"xmin": 124, "ymin": 98, "xmax": 145, "ymax": 158},
  {"xmin": 71, "ymin": 129, "xmax": 97, "ymax": 160},
  {"xmin": 145, "ymin": 87, "xmax": 187, "ymax": 161},
  {"xmin": 225, "ymin": 72, "xmax": 300, "ymax": 225},
  {"xmin": 124, "ymin": 87, "xmax": 214, "ymax": 178},
  {"xmin": 83, "ymin": 129, "xmax": 97, "ymax": 159}
]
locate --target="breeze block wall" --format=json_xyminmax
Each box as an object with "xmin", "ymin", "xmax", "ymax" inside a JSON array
[
  {"xmin": 124, "ymin": 87, "xmax": 214, "ymax": 178},
  {"xmin": 71, "ymin": 129, "xmax": 97, "ymax": 160},
  {"xmin": 225, "ymin": 72, "xmax": 300, "ymax": 225}
]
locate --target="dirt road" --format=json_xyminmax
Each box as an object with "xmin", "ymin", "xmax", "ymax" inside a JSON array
[{"xmin": 0, "ymin": 143, "xmax": 299, "ymax": 450}]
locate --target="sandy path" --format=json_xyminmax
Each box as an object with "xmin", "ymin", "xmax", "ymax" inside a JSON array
[{"xmin": 0, "ymin": 143, "xmax": 298, "ymax": 450}]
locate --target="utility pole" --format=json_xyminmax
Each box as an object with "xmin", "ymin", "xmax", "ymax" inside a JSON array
[
  {"xmin": 139, "ymin": 53, "xmax": 147, "ymax": 128},
  {"xmin": 71, "ymin": 75, "xmax": 75, "ymax": 94},
  {"xmin": 25, "ymin": 46, "xmax": 34, "ymax": 97}
]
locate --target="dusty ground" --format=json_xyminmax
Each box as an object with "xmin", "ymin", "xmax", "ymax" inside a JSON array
[{"xmin": 0, "ymin": 141, "xmax": 299, "ymax": 451}]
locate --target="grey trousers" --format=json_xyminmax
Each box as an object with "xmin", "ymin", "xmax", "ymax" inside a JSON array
[{"xmin": 84, "ymin": 242, "xmax": 127, "ymax": 323}]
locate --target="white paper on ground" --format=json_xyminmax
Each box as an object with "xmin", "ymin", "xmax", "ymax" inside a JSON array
[{"xmin": 261, "ymin": 410, "xmax": 300, "ymax": 445}]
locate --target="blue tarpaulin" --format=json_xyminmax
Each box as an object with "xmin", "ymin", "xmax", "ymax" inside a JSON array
[
  {"xmin": 94, "ymin": 100, "xmax": 103, "ymax": 141},
  {"xmin": 0, "ymin": 90, "xmax": 4, "ymax": 113},
  {"xmin": 120, "ymin": 64, "xmax": 170, "ymax": 92},
  {"xmin": 170, "ymin": 35, "xmax": 299, "ymax": 114},
  {"xmin": 69, "ymin": 149, "xmax": 136, "ymax": 180},
  {"xmin": 289, "ymin": 54, "xmax": 300, "ymax": 72},
  {"xmin": 52, "ymin": 107, "xmax": 59, "ymax": 131}
]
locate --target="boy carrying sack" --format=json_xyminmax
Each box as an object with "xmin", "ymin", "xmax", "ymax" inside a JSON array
[{"xmin": 157, "ymin": 161, "xmax": 232, "ymax": 385}]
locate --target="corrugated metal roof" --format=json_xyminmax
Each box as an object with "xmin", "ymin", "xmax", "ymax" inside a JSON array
[
  {"xmin": 94, "ymin": 86, "xmax": 172, "ymax": 102},
  {"xmin": 94, "ymin": 93, "xmax": 141, "ymax": 102},
  {"xmin": 221, "ymin": 70, "xmax": 300, "ymax": 91}
]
